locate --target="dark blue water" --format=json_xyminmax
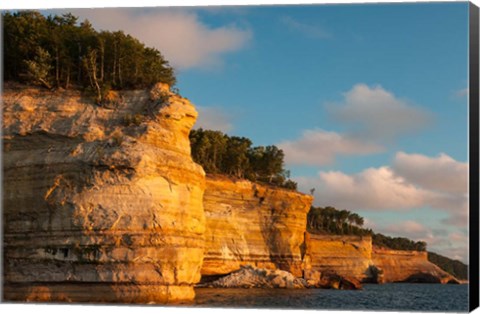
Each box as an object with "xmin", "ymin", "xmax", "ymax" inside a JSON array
[{"xmin": 194, "ymin": 284, "xmax": 468, "ymax": 312}]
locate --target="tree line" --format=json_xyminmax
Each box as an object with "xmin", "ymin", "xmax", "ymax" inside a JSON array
[
  {"xmin": 307, "ymin": 206, "xmax": 468, "ymax": 279},
  {"xmin": 190, "ymin": 129, "xmax": 297, "ymax": 190},
  {"xmin": 307, "ymin": 206, "xmax": 427, "ymax": 251},
  {"xmin": 307, "ymin": 206, "xmax": 368, "ymax": 236},
  {"xmin": 427, "ymin": 252, "xmax": 468, "ymax": 280},
  {"xmin": 3, "ymin": 11, "xmax": 176, "ymax": 103}
]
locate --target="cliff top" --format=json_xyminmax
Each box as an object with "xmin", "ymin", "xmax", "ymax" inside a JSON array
[
  {"xmin": 2, "ymin": 82, "xmax": 194, "ymax": 141},
  {"xmin": 206, "ymin": 173, "xmax": 313, "ymax": 198}
]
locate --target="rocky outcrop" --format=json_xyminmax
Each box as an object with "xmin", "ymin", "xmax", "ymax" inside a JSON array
[
  {"xmin": 317, "ymin": 272, "xmax": 362, "ymax": 290},
  {"xmin": 2, "ymin": 83, "xmax": 206, "ymax": 303},
  {"xmin": 201, "ymin": 176, "xmax": 313, "ymax": 278},
  {"xmin": 303, "ymin": 234, "xmax": 458, "ymax": 284},
  {"xmin": 199, "ymin": 265, "xmax": 306, "ymax": 289},
  {"xmin": 303, "ymin": 234, "xmax": 373, "ymax": 282},
  {"xmin": 371, "ymin": 247, "xmax": 457, "ymax": 284}
]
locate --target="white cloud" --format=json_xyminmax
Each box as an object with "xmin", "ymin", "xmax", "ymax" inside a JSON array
[
  {"xmin": 297, "ymin": 166, "xmax": 431, "ymax": 211},
  {"xmin": 392, "ymin": 152, "xmax": 468, "ymax": 194},
  {"xmin": 278, "ymin": 84, "xmax": 435, "ymax": 166},
  {"xmin": 280, "ymin": 16, "xmax": 330, "ymax": 39},
  {"xmin": 295, "ymin": 152, "xmax": 468, "ymax": 219},
  {"xmin": 441, "ymin": 209, "xmax": 469, "ymax": 228},
  {"xmin": 194, "ymin": 106, "xmax": 234, "ymax": 132},
  {"xmin": 329, "ymin": 84, "xmax": 432, "ymax": 141},
  {"xmin": 295, "ymin": 151, "xmax": 469, "ymax": 261},
  {"xmin": 277, "ymin": 129, "xmax": 383, "ymax": 166},
  {"xmin": 384, "ymin": 220, "xmax": 429, "ymax": 236},
  {"xmin": 433, "ymin": 231, "xmax": 469, "ymax": 263},
  {"xmin": 380, "ymin": 220, "xmax": 438, "ymax": 244},
  {"xmin": 391, "ymin": 152, "xmax": 469, "ymax": 228},
  {"xmin": 63, "ymin": 8, "xmax": 252, "ymax": 70},
  {"xmin": 373, "ymin": 220, "xmax": 468, "ymax": 262},
  {"xmin": 449, "ymin": 232, "xmax": 468, "ymax": 243}
]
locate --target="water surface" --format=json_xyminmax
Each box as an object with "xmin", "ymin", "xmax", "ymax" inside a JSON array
[{"xmin": 194, "ymin": 284, "xmax": 468, "ymax": 312}]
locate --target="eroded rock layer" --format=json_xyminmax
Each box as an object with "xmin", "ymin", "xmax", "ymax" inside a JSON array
[
  {"xmin": 2, "ymin": 84, "xmax": 206, "ymax": 303},
  {"xmin": 372, "ymin": 248, "xmax": 457, "ymax": 283},
  {"xmin": 304, "ymin": 234, "xmax": 374, "ymax": 282},
  {"xmin": 201, "ymin": 176, "xmax": 313, "ymax": 277},
  {"xmin": 303, "ymin": 234, "xmax": 458, "ymax": 284}
]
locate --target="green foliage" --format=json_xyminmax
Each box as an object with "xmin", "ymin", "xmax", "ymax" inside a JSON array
[
  {"xmin": 3, "ymin": 10, "xmax": 176, "ymax": 94},
  {"xmin": 427, "ymin": 251, "xmax": 468, "ymax": 280},
  {"xmin": 372, "ymin": 233, "xmax": 427, "ymax": 252},
  {"xmin": 190, "ymin": 128, "xmax": 297, "ymax": 190},
  {"xmin": 307, "ymin": 206, "xmax": 371, "ymax": 236},
  {"xmin": 25, "ymin": 47, "xmax": 53, "ymax": 89},
  {"xmin": 307, "ymin": 205, "xmax": 427, "ymax": 251}
]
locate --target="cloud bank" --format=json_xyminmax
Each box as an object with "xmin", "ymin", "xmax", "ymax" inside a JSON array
[
  {"xmin": 63, "ymin": 8, "xmax": 252, "ymax": 70},
  {"xmin": 392, "ymin": 152, "xmax": 468, "ymax": 194},
  {"xmin": 278, "ymin": 129, "xmax": 383, "ymax": 166},
  {"xmin": 295, "ymin": 151, "xmax": 468, "ymax": 223},
  {"xmin": 278, "ymin": 84, "xmax": 433, "ymax": 166},
  {"xmin": 329, "ymin": 84, "xmax": 432, "ymax": 142},
  {"xmin": 377, "ymin": 220, "xmax": 468, "ymax": 262}
]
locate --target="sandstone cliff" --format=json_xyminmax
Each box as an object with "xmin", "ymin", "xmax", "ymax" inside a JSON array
[
  {"xmin": 372, "ymin": 247, "xmax": 458, "ymax": 283},
  {"xmin": 303, "ymin": 234, "xmax": 373, "ymax": 282},
  {"xmin": 2, "ymin": 83, "xmax": 206, "ymax": 303},
  {"xmin": 303, "ymin": 233, "xmax": 458, "ymax": 284},
  {"xmin": 201, "ymin": 176, "xmax": 313, "ymax": 278}
]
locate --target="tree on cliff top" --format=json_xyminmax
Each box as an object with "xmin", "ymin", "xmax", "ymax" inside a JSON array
[
  {"xmin": 189, "ymin": 129, "xmax": 298, "ymax": 190},
  {"xmin": 307, "ymin": 205, "xmax": 427, "ymax": 252},
  {"xmin": 427, "ymin": 252, "xmax": 468, "ymax": 280},
  {"xmin": 24, "ymin": 47, "xmax": 53, "ymax": 89},
  {"xmin": 2, "ymin": 11, "xmax": 176, "ymax": 98}
]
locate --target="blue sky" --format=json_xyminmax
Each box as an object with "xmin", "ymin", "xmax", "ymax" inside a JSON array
[{"xmin": 43, "ymin": 2, "xmax": 470, "ymax": 262}]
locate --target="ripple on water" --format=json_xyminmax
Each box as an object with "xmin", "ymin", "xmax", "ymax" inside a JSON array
[{"xmin": 194, "ymin": 284, "xmax": 469, "ymax": 312}]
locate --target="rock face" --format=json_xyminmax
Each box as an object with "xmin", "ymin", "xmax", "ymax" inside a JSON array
[
  {"xmin": 303, "ymin": 234, "xmax": 457, "ymax": 284},
  {"xmin": 200, "ymin": 265, "xmax": 306, "ymax": 289},
  {"xmin": 304, "ymin": 234, "xmax": 373, "ymax": 282},
  {"xmin": 317, "ymin": 272, "xmax": 362, "ymax": 290},
  {"xmin": 2, "ymin": 83, "xmax": 206, "ymax": 303},
  {"xmin": 371, "ymin": 247, "xmax": 457, "ymax": 284},
  {"xmin": 201, "ymin": 176, "xmax": 313, "ymax": 278}
]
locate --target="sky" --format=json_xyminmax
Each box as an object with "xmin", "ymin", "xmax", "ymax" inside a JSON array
[{"xmin": 34, "ymin": 2, "xmax": 471, "ymax": 262}]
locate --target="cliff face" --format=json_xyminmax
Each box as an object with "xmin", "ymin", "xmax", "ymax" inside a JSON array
[
  {"xmin": 304, "ymin": 234, "xmax": 373, "ymax": 282},
  {"xmin": 303, "ymin": 234, "xmax": 457, "ymax": 284},
  {"xmin": 2, "ymin": 84, "xmax": 460, "ymax": 305},
  {"xmin": 2, "ymin": 83, "xmax": 206, "ymax": 303},
  {"xmin": 372, "ymin": 247, "xmax": 457, "ymax": 283},
  {"xmin": 201, "ymin": 176, "xmax": 313, "ymax": 277}
]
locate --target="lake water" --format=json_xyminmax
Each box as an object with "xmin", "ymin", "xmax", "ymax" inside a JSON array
[{"xmin": 194, "ymin": 284, "xmax": 469, "ymax": 312}]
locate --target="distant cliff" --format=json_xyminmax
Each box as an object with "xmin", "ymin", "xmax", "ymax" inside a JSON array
[
  {"xmin": 2, "ymin": 83, "xmax": 205, "ymax": 303},
  {"xmin": 372, "ymin": 247, "xmax": 458, "ymax": 283},
  {"xmin": 201, "ymin": 175, "xmax": 313, "ymax": 278},
  {"xmin": 303, "ymin": 234, "xmax": 458, "ymax": 284},
  {"xmin": 303, "ymin": 234, "xmax": 373, "ymax": 282}
]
